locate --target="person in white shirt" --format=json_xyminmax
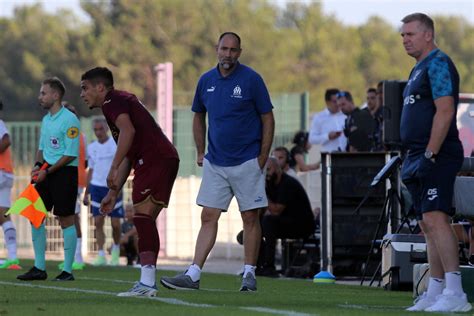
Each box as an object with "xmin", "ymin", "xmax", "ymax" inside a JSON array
[
  {"xmin": 309, "ymin": 88, "xmax": 347, "ymax": 152},
  {"xmin": 83, "ymin": 118, "xmax": 123, "ymax": 266}
]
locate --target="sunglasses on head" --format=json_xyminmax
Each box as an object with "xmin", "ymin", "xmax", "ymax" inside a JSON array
[{"xmin": 336, "ymin": 91, "xmax": 348, "ymax": 99}]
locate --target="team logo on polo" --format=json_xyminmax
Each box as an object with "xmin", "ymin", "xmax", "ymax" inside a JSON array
[
  {"xmin": 67, "ymin": 127, "xmax": 79, "ymax": 138},
  {"xmin": 50, "ymin": 136, "xmax": 60, "ymax": 149},
  {"xmin": 231, "ymin": 85, "xmax": 242, "ymax": 98}
]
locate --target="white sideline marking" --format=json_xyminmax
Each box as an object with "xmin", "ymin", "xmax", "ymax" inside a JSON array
[
  {"xmin": 76, "ymin": 276, "xmax": 233, "ymax": 292},
  {"xmin": 338, "ymin": 304, "xmax": 402, "ymax": 310},
  {"xmin": 0, "ymin": 281, "xmax": 313, "ymax": 315},
  {"xmin": 242, "ymin": 307, "xmax": 316, "ymax": 316},
  {"xmin": 78, "ymin": 277, "xmax": 134, "ymax": 284}
]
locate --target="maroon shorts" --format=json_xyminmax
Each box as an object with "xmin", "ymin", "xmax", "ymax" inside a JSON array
[{"xmin": 132, "ymin": 157, "xmax": 179, "ymax": 206}]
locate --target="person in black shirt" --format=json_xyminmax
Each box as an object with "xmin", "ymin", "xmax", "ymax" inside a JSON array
[
  {"xmin": 338, "ymin": 91, "xmax": 374, "ymax": 152},
  {"xmin": 367, "ymin": 87, "xmax": 384, "ymax": 152},
  {"xmin": 258, "ymin": 158, "xmax": 315, "ymax": 276}
]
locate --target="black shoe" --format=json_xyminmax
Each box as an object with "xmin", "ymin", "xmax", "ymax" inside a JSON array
[
  {"xmin": 469, "ymin": 255, "xmax": 474, "ymax": 266},
  {"xmin": 53, "ymin": 271, "xmax": 74, "ymax": 281},
  {"xmin": 17, "ymin": 266, "xmax": 47, "ymax": 281}
]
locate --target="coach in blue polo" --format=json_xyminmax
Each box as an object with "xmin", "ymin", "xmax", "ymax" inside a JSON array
[
  {"xmin": 17, "ymin": 77, "xmax": 80, "ymax": 283},
  {"xmin": 161, "ymin": 32, "xmax": 274, "ymax": 292},
  {"xmin": 400, "ymin": 13, "xmax": 471, "ymax": 312}
]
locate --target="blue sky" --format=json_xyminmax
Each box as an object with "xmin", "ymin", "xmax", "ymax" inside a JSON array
[{"xmin": 1, "ymin": 0, "xmax": 473, "ymax": 27}]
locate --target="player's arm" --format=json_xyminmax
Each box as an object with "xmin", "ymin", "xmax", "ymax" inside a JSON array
[
  {"xmin": 258, "ymin": 111, "xmax": 275, "ymax": 169},
  {"xmin": 426, "ymin": 96, "xmax": 455, "ymax": 155},
  {"xmin": 35, "ymin": 155, "xmax": 76, "ymax": 183},
  {"xmin": 108, "ymin": 113, "xmax": 135, "ymax": 190},
  {"xmin": 31, "ymin": 150, "xmax": 45, "ymax": 181},
  {"xmin": 47, "ymin": 155, "xmax": 76, "ymax": 173},
  {"xmin": 114, "ymin": 157, "xmax": 132, "ymax": 191},
  {"xmin": 0, "ymin": 134, "xmax": 11, "ymax": 153},
  {"xmin": 193, "ymin": 112, "xmax": 206, "ymax": 167},
  {"xmin": 101, "ymin": 158, "xmax": 131, "ymax": 214}
]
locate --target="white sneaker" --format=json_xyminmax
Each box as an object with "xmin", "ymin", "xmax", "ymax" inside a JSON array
[
  {"xmin": 425, "ymin": 289, "xmax": 472, "ymax": 312},
  {"xmin": 406, "ymin": 292, "xmax": 437, "ymax": 311},
  {"xmin": 117, "ymin": 282, "xmax": 157, "ymax": 297}
]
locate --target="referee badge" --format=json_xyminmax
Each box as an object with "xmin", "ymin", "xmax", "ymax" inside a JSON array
[
  {"xmin": 67, "ymin": 127, "xmax": 79, "ymax": 138},
  {"xmin": 49, "ymin": 136, "xmax": 60, "ymax": 149}
]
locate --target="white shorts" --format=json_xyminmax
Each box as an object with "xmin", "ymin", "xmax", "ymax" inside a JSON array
[
  {"xmin": 0, "ymin": 171, "xmax": 14, "ymax": 208},
  {"xmin": 196, "ymin": 158, "xmax": 267, "ymax": 212}
]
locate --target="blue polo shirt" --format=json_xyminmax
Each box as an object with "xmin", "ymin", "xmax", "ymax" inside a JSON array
[
  {"xmin": 400, "ymin": 48, "xmax": 462, "ymax": 155},
  {"xmin": 192, "ymin": 63, "xmax": 273, "ymax": 166},
  {"xmin": 39, "ymin": 106, "xmax": 80, "ymax": 166}
]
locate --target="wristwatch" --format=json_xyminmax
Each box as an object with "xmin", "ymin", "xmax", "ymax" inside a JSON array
[{"xmin": 424, "ymin": 150, "xmax": 436, "ymax": 162}]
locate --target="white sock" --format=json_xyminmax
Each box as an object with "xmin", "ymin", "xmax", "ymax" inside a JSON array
[
  {"xmin": 140, "ymin": 264, "xmax": 156, "ymax": 287},
  {"xmin": 75, "ymin": 238, "xmax": 83, "ymax": 263},
  {"xmin": 112, "ymin": 244, "xmax": 120, "ymax": 252},
  {"xmin": 427, "ymin": 277, "xmax": 445, "ymax": 297},
  {"xmin": 98, "ymin": 249, "xmax": 105, "ymax": 257},
  {"xmin": 185, "ymin": 263, "xmax": 201, "ymax": 282},
  {"xmin": 243, "ymin": 264, "xmax": 256, "ymax": 278},
  {"xmin": 445, "ymin": 271, "xmax": 463, "ymax": 295},
  {"xmin": 2, "ymin": 221, "xmax": 17, "ymax": 260}
]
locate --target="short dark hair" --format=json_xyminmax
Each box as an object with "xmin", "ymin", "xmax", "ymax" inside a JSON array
[
  {"xmin": 336, "ymin": 91, "xmax": 353, "ymax": 103},
  {"xmin": 218, "ymin": 32, "xmax": 241, "ymax": 47},
  {"xmin": 273, "ymin": 146, "xmax": 291, "ymax": 163},
  {"xmin": 81, "ymin": 67, "xmax": 114, "ymax": 88},
  {"xmin": 367, "ymin": 88, "xmax": 377, "ymax": 94},
  {"xmin": 43, "ymin": 77, "xmax": 66, "ymax": 99},
  {"xmin": 401, "ymin": 13, "xmax": 435, "ymax": 36},
  {"xmin": 325, "ymin": 88, "xmax": 340, "ymax": 101}
]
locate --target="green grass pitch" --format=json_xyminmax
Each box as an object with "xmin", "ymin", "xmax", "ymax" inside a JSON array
[{"xmin": 0, "ymin": 260, "xmax": 432, "ymax": 316}]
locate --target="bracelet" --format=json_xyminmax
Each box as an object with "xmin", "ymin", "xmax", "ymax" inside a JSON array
[{"xmin": 34, "ymin": 161, "xmax": 43, "ymax": 168}]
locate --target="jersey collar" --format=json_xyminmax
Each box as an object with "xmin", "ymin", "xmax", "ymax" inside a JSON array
[
  {"xmin": 48, "ymin": 106, "xmax": 65, "ymax": 121},
  {"xmin": 415, "ymin": 48, "xmax": 440, "ymax": 68}
]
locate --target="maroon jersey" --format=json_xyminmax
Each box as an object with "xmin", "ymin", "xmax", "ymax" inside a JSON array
[{"xmin": 102, "ymin": 89, "xmax": 179, "ymax": 167}]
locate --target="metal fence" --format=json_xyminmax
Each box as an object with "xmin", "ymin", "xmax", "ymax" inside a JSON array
[{"xmin": 2, "ymin": 92, "xmax": 309, "ymax": 260}]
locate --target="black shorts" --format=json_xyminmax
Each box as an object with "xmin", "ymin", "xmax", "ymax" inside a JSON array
[
  {"xmin": 35, "ymin": 166, "xmax": 78, "ymax": 217},
  {"xmin": 401, "ymin": 152, "xmax": 462, "ymax": 220}
]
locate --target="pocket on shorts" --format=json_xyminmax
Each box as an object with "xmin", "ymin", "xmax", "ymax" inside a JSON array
[{"xmin": 254, "ymin": 157, "xmax": 264, "ymax": 173}]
